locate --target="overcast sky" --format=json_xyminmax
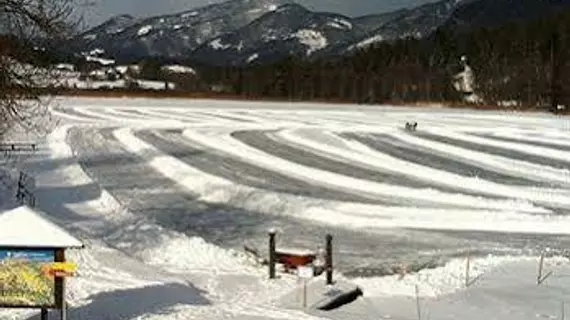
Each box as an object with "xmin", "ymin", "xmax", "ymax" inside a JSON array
[{"xmin": 80, "ymin": 0, "xmax": 433, "ymax": 27}]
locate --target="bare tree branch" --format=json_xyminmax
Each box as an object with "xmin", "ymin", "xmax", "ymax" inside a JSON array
[{"xmin": 0, "ymin": 0, "xmax": 80, "ymax": 141}]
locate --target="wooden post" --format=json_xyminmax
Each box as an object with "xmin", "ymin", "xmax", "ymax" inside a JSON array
[
  {"xmin": 16, "ymin": 172, "xmax": 24, "ymax": 204},
  {"xmin": 268, "ymin": 229, "xmax": 276, "ymax": 279},
  {"xmin": 41, "ymin": 308, "xmax": 48, "ymax": 320},
  {"xmin": 55, "ymin": 249, "xmax": 67, "ymax": 320},
  {"xmin": 325, "ymin": 234, "xmax": 333, "ymax": 285}
]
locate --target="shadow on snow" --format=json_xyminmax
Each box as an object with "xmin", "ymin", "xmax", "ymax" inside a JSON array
[{"xmin": 25, "ymin": 282, "xmax": 210, "ymax": 320}]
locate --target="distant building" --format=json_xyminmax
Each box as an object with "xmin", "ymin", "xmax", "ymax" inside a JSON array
[
  {"xmin": 160, "ymin": 65, "xmax": 196, "ymax": 75},
  {"xmin": 453, "ymin": 56, "xmax": 474, "ymax": 94},
  {"xmin": 453, "ymin": 55, "xmax": 481, "ymax": 103},
  {"xmin": 55, "ymin": 64, "xmax": 75, "ymax": 72}
]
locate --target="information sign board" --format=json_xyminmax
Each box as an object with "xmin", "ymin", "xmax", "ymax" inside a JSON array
[{"xmin": 0, "ymin": 249, "xmax": 56, "ymax": 307}]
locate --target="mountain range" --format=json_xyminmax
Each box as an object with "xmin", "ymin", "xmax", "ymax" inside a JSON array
[{"xmin": 69, "ymin": 0, "xmax": 570, "ymax": 66}]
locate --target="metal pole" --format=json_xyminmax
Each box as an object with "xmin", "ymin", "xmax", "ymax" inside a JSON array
[
  {"xmin": 538, "ymin": 251, "xmax": 545, "ymax": 285},
  {"xmin": 303, "ymin": 279, "xmax": 307, "ymax": 308},
  {"xmin": 41, "ymin": 308, "xmax": 48, "ymax": 320},
  {"xmin": 326, "ymin": 234, "xmax": 333, "ymax": 285},
  {"xmin": 269, "ymin": 229, "xmax": 276, "ymax": 279},
  {"xmin": 415, "ymin": 285, "xmax": 421, "ymax": 320},
  {"xmin": 465, "ymin": 250, "xmax": 471, "ymax": 287}
]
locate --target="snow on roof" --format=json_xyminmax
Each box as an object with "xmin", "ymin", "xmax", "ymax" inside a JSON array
[
  {"xmin": 276, "ymin": 247, "xmax": 315, "ymax": 256},
  {"xmin": 86, "ymin": 55, "xmax": 115, "ymax": 66},
  {"xmin": 161, "ymin": 65, "xmax": 196, "ymax": 74},
  {"xmin": 0, "ymin": 206, "xmax": 84, "ymax": 248}
]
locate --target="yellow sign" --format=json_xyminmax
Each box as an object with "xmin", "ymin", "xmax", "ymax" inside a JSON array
[
  {"xmin": 41, "ymin": 262, "xmax": 78, "ymax": 278},
  {"xmin": 49, "ymin": 262, "xmax": 78, "ymax": 273}
]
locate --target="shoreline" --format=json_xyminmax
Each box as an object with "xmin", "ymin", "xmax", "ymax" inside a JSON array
[{"xmin": 45, "ymin": 89, "xmax": 568, "ymax": 115}]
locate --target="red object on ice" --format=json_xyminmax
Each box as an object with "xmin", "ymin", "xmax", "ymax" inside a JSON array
[{"xmin": 275, "ymin": 248, "xmax": 316, "ymax": 271}]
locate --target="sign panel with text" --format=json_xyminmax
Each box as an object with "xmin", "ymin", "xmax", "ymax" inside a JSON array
[{"xmin": 0, "ymin": 249, "xmax": 56, "ymax": 307}]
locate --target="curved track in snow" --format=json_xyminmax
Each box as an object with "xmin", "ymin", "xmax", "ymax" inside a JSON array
[{"xmin": 50, "ymin": 98, "xmax": 570, "ymax": 277}]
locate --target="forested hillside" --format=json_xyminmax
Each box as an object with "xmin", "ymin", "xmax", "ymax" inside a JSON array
[{"xmin": 179, "ymin": 8, "xmax": 569, "ymax": 111}]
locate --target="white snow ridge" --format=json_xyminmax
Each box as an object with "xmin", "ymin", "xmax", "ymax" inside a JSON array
[
  {"xmin": 292, "ymin": 29, "xmax": 328, "ymax": 55},
  {"xmin": 247, "ymin": 53, "xmax": 259, "ymax": 63},
  {"xmin": 327, "ymin": 18, "xmax": 352, "ymax": 30},
  {"xmin": 351, "ymin": 35, "xmax": 384, "ymax": 50},
  {"xmin": 209, "ymin": 38, "xmax": 231, "ymax": 50},
  {"xmin": 5, "ymin": 96, "xmax": 570, "ymax": 320},
  {"xmin": 137, "ymin": 25, "xmax": 153, "ymax": 37}
]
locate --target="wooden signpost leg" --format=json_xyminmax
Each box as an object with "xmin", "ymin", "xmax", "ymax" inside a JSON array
[
  {"xmin": 269, "ymin": 229, "xmax": 276, "ymax": 279},
  {"xmin": 55, "ymin": 249, "xmax": 67, "ymax": 320},
  {"xmin": 325, "ymin": 234, "xmax": 333, "ymax": 285}
]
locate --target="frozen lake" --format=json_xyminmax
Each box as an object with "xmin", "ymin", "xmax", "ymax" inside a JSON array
[{"xmin": 46, "ymin": 97, "xmax": 570, "ymax": 278}]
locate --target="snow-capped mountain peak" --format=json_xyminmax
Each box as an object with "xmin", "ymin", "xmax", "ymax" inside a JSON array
[
  {"xmin": 63, "ymin": 0, "xmax": 570, "ymax": 67},
  {"xmin": 191, "ymin": 3, "xmax": 365, "ymax": 65},
  {"xmin": 72, "ymin": 0, "xmax": 292, "ymax": 60}
]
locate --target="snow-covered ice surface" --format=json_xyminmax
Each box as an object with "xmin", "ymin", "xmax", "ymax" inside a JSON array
[{"xmin": 2, "ymin": 97, "xmax": 570, "ymax": 319}]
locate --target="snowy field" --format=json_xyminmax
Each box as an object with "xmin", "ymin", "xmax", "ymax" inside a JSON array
[{"xmin": 2, "ymin": 97, "xmax": 570, "ymax": 319}]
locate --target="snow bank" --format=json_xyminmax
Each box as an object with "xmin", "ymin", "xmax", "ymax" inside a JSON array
[
  {"xmin": 353, "ymin": 254, "xmax": 568, "ymax": 298},
  {"xmin": 279, "ymin": 279, "xmax": 362, "ymax": 310},
  {"xmin": 357, "ymin": 255, "xmax": 570, "ymax": 320},
  {"xmin": 105, "ymin": 219, "xmax": 261, "ymax": 274}
]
